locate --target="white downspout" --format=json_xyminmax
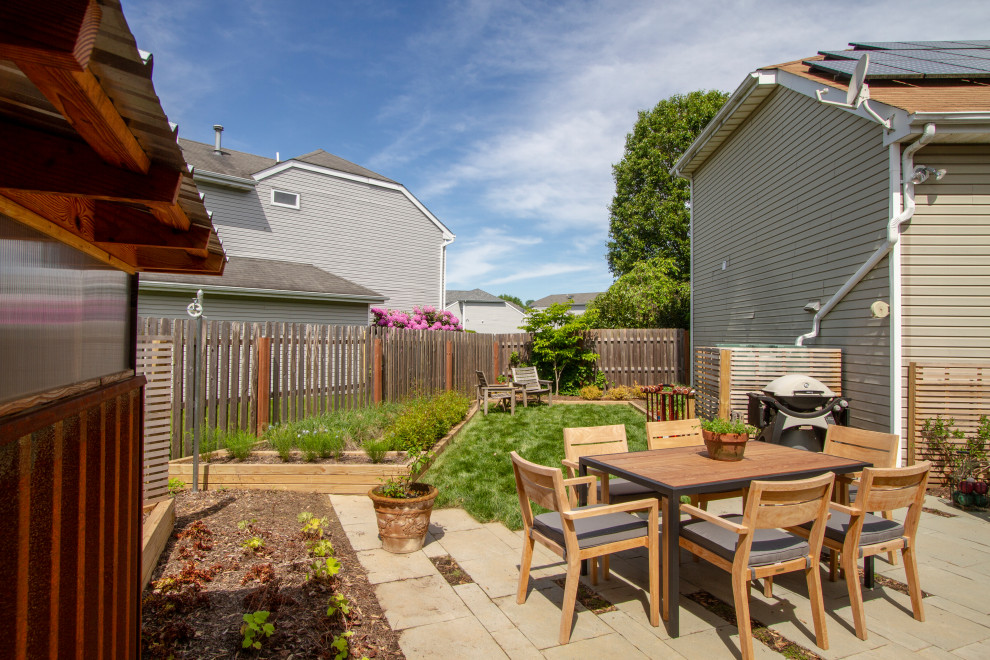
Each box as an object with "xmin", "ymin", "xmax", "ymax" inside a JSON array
[
  {"xmin": 795, "ymin": 123, "xmax": 936, "ymax": 346},
  {"xmin": 688, "ymin": 177, "xmax": 695, "ymax": 387}
]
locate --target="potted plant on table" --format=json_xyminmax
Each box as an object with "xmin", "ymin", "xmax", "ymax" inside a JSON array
[
  {"xmin": 700, "ymin": 417, "xmax": 756, "ymax": 462},
  {"xmin": 368, "ymin": 450, "xmax": 438, "ymax": 553}
]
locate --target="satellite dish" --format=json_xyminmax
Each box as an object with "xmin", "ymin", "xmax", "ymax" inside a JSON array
[{"xmin": 846, "ymin": 53, "xmax": 870, "ymax": 106}]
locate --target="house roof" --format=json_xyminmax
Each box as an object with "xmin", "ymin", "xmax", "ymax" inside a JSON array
[
  {"xmin": 178, "ymin": 140, "xmax": 396, "ymax": 184},
  {"xmin": 0, "ymin": 0, "xmax": 225, "ymax": 275},
  {"xmin": 446, "ymin": 288, "xmax": 527, "ymax": 313},
  {"xmin": 675, "ymin": 41, "xmax": 990, "ymax": 178},
  {"xmin": 141, "ymin": 256, "xmax": 385, "ymax": 302},
  {"xmin": 531, "ymin": 292, "xmax": 603, "ymax": 307}
]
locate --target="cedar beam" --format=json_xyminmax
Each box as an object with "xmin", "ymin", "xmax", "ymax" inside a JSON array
[
  {"xmin": 0, "ymin": 119, "xmax": 181, "ymax": 204},
  {"xmin": 15, "ymin": 62, "xmax": 151, "ymax": 173},
  {"xmin": 0, "ymin": 0, "xmax": 101, "ymax": 70},
  {"xmin": 147, "ymin": 201, "xmax": 191, "ymax": 231},
  {"xmin": 92, "ymin": 202, "xmax": 210, "ymax": 256},
  {"xmin": 133, "ymin": 249, "xmax": 225, "ymax": 275}
]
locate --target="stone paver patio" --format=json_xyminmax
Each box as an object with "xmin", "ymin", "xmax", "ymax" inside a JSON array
[{"xmin": 330, "ymin": 493, "xmax": 990, "ymax": 659}]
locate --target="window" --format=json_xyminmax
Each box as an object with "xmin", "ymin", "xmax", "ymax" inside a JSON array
[{"xmin": 271, "ymin": 189, "xmax": 300, "ymax": 209}]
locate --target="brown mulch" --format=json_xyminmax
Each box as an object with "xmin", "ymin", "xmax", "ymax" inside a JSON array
[
  {"xmin": 141, "ymin": 489, "xmax": 403, "ymax": 659},
  {"xmin": 429, "ymin": 555, "xmax": 473, "ymax": 586}
]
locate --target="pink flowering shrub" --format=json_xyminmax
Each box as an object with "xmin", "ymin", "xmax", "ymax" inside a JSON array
[{"xmin": 371, "ymin": 305, "xmax": 463, "ymax": 331}]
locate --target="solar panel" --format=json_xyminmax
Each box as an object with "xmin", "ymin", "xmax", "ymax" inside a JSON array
[
  {"xmin": 810, "ymin": 41, "xmax": 990, "ymax": 79},
  {"xmin": 806, "ymin": 59, "xmax": 925, "ymax": 79}
]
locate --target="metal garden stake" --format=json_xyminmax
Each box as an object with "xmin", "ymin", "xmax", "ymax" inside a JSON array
[{"xmin": 186, "ymin": 290, "xmax": 205, "ymax": 492}]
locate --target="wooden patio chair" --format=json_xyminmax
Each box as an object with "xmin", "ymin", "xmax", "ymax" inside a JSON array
[
  {"xmin": 511, "ymin": 366, "xmax": 553, "ymax": 406},
  {"xmin": 793, "ymin": 462, "xmax": 931, "ymax": 641},
  {"xmin": 476, "ymin": 370, "xmax": 515, "ymax": 415},
  {"xmin": 823, "ymin": 426, "xmax": 901, "ymax": 565},
  {"xmin": 510, "ymin": 451, "xmax": 659, "ymax": 644},
  {"xmin": 646, "ymin": 418, "xmax": 743, "ymax": 509},
  {"xmin": 679, "ymin": 473, "xmax": 834, "ymax": 660},
  {"xmin": 562, "ymin": 424, "xmax": 656, "ymax": 505}
]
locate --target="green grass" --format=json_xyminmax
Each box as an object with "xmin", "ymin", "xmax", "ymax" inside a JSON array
[{"xmin": 424, "ymin": 404, "xmax": 648, "ymax": 530}]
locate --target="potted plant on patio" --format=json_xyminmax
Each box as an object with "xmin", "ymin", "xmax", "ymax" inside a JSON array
[
  {"xmin": 368, "ymin": 449, "xmax": 438, "ymax": 553},
  {"xmin": 700, "ymin": 417, "xmax": 756, "ymax": 462}
]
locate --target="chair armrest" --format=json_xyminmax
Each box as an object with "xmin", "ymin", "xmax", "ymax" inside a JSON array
[
  {"xmin": 680, "ymin": 503, "xmax": 747, "ymax": 534},
  {"xmin": 539, "ymin": 379, "xmax": 552, "ymax": 386},
  {"xmin": 563, "ymin": 475, "xmax": 597, "ymax": 505},
  {"xmin": 563, "ymin": 497, "xmax": 658, "ymax": 520},
  {"xmin": 828, "ymin": 501, "xmax": 858, "ymax": 516}
]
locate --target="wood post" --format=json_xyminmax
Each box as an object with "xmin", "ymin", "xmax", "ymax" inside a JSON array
[
  {"xmin": 687, "ymin": 392, "xmax": 696, "ymax": 419},
  {"xmin": 492, "ymin": 340, "xmax": 500, "ymax": 379},
  {"xmin": 906, "ymin": 361, "xmax": 917, "ymax": 466},
  {"xmin": 682, "ymin": 329, "xmax": 691, "ymax": 386},
  {"xmin": 373, "ymin": 338, "xmax": 383, "ymax": 403},
  {"xmin": 719, "ymin": 348, "xmax": 732, "ymax": 419},
  {"xmin": 445, "ymin": 340, "xmax": 453, "ymax": 391},
  {"xmin": 256, "ymin": 336, "xmax": 270, "ymax": 433}
]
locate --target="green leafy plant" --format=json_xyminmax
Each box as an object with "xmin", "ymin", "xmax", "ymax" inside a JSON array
[
  {"xmin": 579, "ymin": 385, "xmax": 602, "ymax": 400},
  {"xmin": 297, "ymin": 511, "xmax": 314, "ymax": 524},
  {"xmin": 326, "ymin": 593, "xmax": 351, "ymax": 618},
  {"xmin": 309, "ymin": 539, "xmax": 334, "ymax": 557},
  {"xmin": 241, "ymin": 536, "xmax": 264, "ymax": 552},
  {"xmin": 167, "ymin": 478, "xmax": 186, "ymax": 496},
  {"xmin": 700, "ymin": 417, "xmax": 756, "ymax": 435},
  {"xmin": 385, "ymin": 391, "xmax": 470, "ymax": 453},
  {"xmin": 237, "ymin": 518, "xmax": 257, "ymax": 531},
  {"xmin": 922, "ymin": 415, "xmax": 967, "ymax": 481},
  {"xmin": 363, "ymin": 438, "xmax": 391, "ymax": 463},
  {"xmin": 265, "ymin": 424, "xmax": 296, "ymax": 461},
  {"xmin": 330, "ymin": 630, "xmax": 353, "ymax": 660},
  {"xmin": 376, "ymin": 449, "xmax": 433, "ymax": 499},
  {"xmin": 521, "ymin": 302, "xmax": 598, "ymax": 395},
  {"xmin": 603, "ymin": 384, "xmax": 640, "ymax": 401},
  {"xmin": 301, "ymin": 516, "xmax": 328, "ymax": 539},
  {"xmin": 240, "ymin": 610, "xmax": 274, "ymax": 650},
  {"xmin": 308, "ymin": 556, "xmax": 341, "ymax": 581},
  {"xmin": 223, "ymin": 428, "xmax": 257, "ymax": 461}
]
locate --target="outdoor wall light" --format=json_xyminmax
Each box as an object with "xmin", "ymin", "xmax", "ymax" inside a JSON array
[{"xmin": 910, "ymin": 165, "xmax": 947, "ymax": 185}]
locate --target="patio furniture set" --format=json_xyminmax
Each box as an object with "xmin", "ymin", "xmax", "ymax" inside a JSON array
[
  {"xmin": 476, "ymin": 368, "xmax": 552, "ymax": 415},
  {"xmin": 510, "ymin": 419, "xmax": 931, "ymax": 659}
]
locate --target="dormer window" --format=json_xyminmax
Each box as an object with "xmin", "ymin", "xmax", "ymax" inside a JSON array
[{"xmin": 271, "ymin": 189, "xmax": 300, "ymax": 209}]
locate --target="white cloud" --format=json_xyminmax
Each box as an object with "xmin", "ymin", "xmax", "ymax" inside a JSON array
[{"xmin": 486, "ymin": 263, "xmax": 596, "ymax": 286}]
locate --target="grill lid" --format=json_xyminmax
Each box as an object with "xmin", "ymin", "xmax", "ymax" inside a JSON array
[{"xmin": 762, "ymin": 375, "xmax": 836, "ymax": 411}]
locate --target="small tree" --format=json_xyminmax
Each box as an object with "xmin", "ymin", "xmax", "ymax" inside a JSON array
[
  {"xmin": 586, "ymin": 257, "xmax": 690, "ymax": 329},
  {"xmin": 521, "ymin": 302, "xmax": 598, "ymax": 395}
]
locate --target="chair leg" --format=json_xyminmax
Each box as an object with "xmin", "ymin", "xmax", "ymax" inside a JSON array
[
  {"xmin": 763, "ymin": 576, "xmax": 773, "ymax": 598},
  {"xmin": 806, "ymin": 562, "xmax": 829, "ymax": 650},
  {"xmin": 731, "ymin": 568, "xmax": 754, "ymax": 660},
  {"xmin": 602, "ymin": 555, "xmax": 611, "ymax": 581},
  {"xmin": 648, "ymin": 540, "xmax": 659, "ymax": 627},
  {"xmin": 902, "ymin": 545, "xmax": 925, "ymax": 622},
  {"xmin": 517, "ymin": 534, "xmax": 535, "ymax": 604},
  {"xmin": 559, "ymin": 556, "xmax": 582, "ymax": 645},
  {"xmin": 829, "ymin": 548, "xmax": 839, "ymax": 582},
  {"xmin": 883, "ymin": 511, "xmax": 898, "ymax": 565},
  {"xmin": 590, "ymin": 557, "xmax": 598, "ymax": 585},
  {"xmin": 843, "ymin": 550, "xmax": 868, "ymax": 640}
]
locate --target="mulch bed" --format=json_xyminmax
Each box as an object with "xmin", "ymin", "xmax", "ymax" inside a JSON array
[
  {"xmin": 429, "ymin": 555, "xmax": 473, "ymax": 587},
  {"xmin": 142, "ymin": 489, "xmax": 403, "ymax": 659},
  {"xmin": 204, "ymin": 453, "xmax": 406, "ymax": 465}
]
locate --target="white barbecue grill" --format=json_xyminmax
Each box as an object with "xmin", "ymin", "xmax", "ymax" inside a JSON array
[{"xmin": 747, "ymin": 375, "xmax": 849, "ymax": 451}]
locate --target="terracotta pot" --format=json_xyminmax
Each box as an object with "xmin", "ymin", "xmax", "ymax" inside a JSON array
[
  {"xmin": 701, "ymin": 429, "xmax": 749, "ymax": 462},
  {"xmin": 368, "ymin": 483, "xmax": 438, "ymax": 553}
]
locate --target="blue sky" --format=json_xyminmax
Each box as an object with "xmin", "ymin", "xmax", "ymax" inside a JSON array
[{"xmin": 125, "ymin": 0, "xmax": 988, "ymax": 303}]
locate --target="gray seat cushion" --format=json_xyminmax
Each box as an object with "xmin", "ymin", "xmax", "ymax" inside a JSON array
[
  {"xmin": 533, "ymin": 506, "xmax": 653, "ymax": 549},
  {"xmin": 597, "ymin": 477, "xmax": 656, "ymax": 502},
  {"xmin": 801, "ymin": 510, "xmax": 905, "ymax": 547},
  {"xmin": 681, "ymin": 515, "xmax": 809, "ymax": 566}
]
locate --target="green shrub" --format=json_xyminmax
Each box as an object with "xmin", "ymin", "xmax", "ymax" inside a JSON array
[
  {"xmin": 603, "ymin": 384, "xmax": 640, "ymax": 400},
  {"xmin": 579, "ymin": 385, "xmax": 602, "ymax": 400},
  {"xmin": 198, "ymin": 427, "xmax": 222, "ymax": 463},
  {"xmin": 264, "ymin": 424, "xmax": 295, "ymax": 461},
  {"xmin": 223, "ymin": 428, "xmax": 257, "ymax": 461},
  {"xmin": 363, "ymin": 438, "xmax": 391, "ymax": 463},
  {"xmin": 386, "ymin": 391, "xmax": 470, "ymax": 452}
]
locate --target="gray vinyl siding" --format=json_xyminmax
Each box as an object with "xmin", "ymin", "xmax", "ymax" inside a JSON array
[
  {"xmin": 446, "ymin": 301, "xmax": 527, "ymax": 334},
  {"xmin": 901, "ymin": 144, "xmax": 990, "ymax": 416},
  {"xmin": 137, "ymin": 289, "xmax": 370, "ymax": 325},
  {"xmin": 201, "ymin": 168, "xmax": 445, "ymax": 313},
  {"xmin": 691, "ymin": 87, "xmax": 891, "ymax": 430}
]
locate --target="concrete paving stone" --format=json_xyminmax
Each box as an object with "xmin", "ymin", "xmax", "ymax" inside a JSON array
[
  {"xmin": 915, "ymin": 645, "xmax": 969, "ymax": 660},
  {"xmin": 421, "ymin": 533, "xmax": 449, "ymax": 558},
  {"xmin": 460, "ymin": 554, "xmax": 532, "ymax": 599},
  {"xmin": 541, "ymin": 632, "xmax": 649, "ymax": 659},
  {"xmin": 610, "ymin": 586, "xmax": 727, "ymax": 638},
  {"xmin": 597, "ymin": 609, "xmax": 683, "ymax": 656},
  {"xmin": 339, "ymin": 520, "xmax": 382, "ymax": 552},
  {"xmin": 858, "ymin": 591, "xmax": 990, "ymax": 652},
  {"xmin": 485, "ymin": 522, "xmax": 525, "ymax": 550},
  {"xmin": 842, "ymin": 643, "xmax": 937, "ymax": 659},
  {"xmin": 436, "ymin": 526, "xmax": 516, "ymax": 564},
  {"xmin": 356, "ymin": 547, "xmax": 438, "ymax": 585},
  {"xmin": 454, "ymin": 582, "xmax": 516, "ymax": 633},
  {"xmin": 374, "ymin": 574, "xmax": 471, "ymax": 631},
  {"xmin": 664, "ymin": 626, "xmax": 780, "ymax": 660},
  {"xmin": 429, "ymin": 507, "xmax": 485, "ymax": 534},
  {"xmin": 912, "ymin": 533, "xmax": 988, "ymax": 568},
  {"xmin": 494, "ymin": 584, "xmax": 613, "ymax": 650},
  {"xmin": 328, "ymin": 494, "xmax": 375, "ymax": 526},
  {"xmin": 951, "ymin": 638, "xmax": 990, "ymax": 660},
  {"xmin": 925, "ymin": 594, "xmax": 990, "ymax": 629},
  {"xmin": 490, "ymin": 627, "xmax": 545, "ymax": 660},
  {"xmin": 398, "ymin": 615, "xmax": 509, "ymax": 660},
  {"xmin": 913, "ymin": 565, "xmax": 990, "ymax": 615}
]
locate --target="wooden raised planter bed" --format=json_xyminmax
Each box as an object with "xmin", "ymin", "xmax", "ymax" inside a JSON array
[
  {"xmin": 142, "ymin": 498, "xmax": 176, "ymax": 589},
  {"xmin": 168, "ymin": 403, "xmax": 477, "ymax": 495}
]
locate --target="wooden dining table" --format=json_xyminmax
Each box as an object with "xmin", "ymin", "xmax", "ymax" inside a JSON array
[{"xmin": 579, "ymin": 440, "xmax": 871, "ymax": 638}]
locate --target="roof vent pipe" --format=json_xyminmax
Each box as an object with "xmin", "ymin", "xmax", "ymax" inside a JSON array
[
  {"xmin": 795, "ymin": 122, "xmax": 936, "ymax": 346},
  {"xmin": 213, "ymin": 124, "xmax": 224, "ymax": 154}
]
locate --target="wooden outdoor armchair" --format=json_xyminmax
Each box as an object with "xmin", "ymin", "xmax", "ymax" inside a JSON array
[
  {"xmin": 646, "ymin": 418, "xmax": 743, "ymax": 508},
  {"xmin": 476, "ymin": 370, "xmax": 515, "ymax": 415},
  {"xmin": 510, "ymin": 451, "xmax": 659, "ymax": 644},
  {"xmin": 792, "ymin": 462, "xmax": 931, "ymax": 641},
  {"xmin": 562, "ymin": 424, "xmax": 656, "ymax": 505},
  {"xmin": 679, "ymin": 473, "xmax": 835, "ymax": 660},
  {"xmin": 511, "ymin": 366, "xmax": 552, "ymax": 406}
]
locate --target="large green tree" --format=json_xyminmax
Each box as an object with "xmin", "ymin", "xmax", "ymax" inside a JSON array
[
  {"xmin": 498, "ymin": 293, "xmax": 526, "ymax": 309},
  {"xmin": 607, "ymin": 90, "xmax": 728, "ymax": 278},
  {"xmin": 585, "ymin": 257, "xmax": 690, "ymax": 329},
  {"xmin": 521, "ymin": 302, "xmax": 597, "ymax": 395}
]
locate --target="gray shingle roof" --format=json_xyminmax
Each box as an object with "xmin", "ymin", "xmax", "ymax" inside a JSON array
[
  {"xmin": 142, "ymin": 256, "xmax": 385, "ymax": 300},
  {"xmin": 531, "ymin": 292, "xmax": 604, "ymax": 307},
  {"xmin": 178, "ymin": 139, "xmax": 396, "ymax": 183},
  {"xmin": 446, "ymin": 289, "xmax": 527, "ymax": 313}
]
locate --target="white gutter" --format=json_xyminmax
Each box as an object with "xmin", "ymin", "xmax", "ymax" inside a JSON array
[
  {"xmin": 139, "ymin": 280, "xmax": 386, "ymax": 304},
  {"xmin": 796, "ymin": 122, "xmax": 936, "ymax": 346},
  {"xmin": 192, "ymin": 170, "xmax": 256, "ymax": 191}
]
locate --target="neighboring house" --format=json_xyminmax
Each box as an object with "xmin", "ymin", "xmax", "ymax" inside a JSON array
[
  {"xmin": 161, "ymin": 128, "xmax": 454, "ymax": 319},
  {"xmin": 139, "ymin": 256, "xmax": 385, "ymax": 324},
  {"xmin": 531, "ymin": 292, "xmax": 603, "ymax": 315},
  {"xmin": 445, "ymin": 289, "xmax": 528, "ymax": 333},
  {"xmin": 674, "ymin": 40, "xmax": 990, "ymax": 442}
]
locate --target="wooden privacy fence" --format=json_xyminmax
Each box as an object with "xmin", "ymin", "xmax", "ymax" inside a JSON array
[
  {"xmin": 695, "ymin": 346, "xmax": 843, "ymax": 421},
  {"xmin": 907, "ymin": 361, "xmax": 990, "ymax": 473},
  {"xmin": 136, "ymin": 334, "xmax": 173, "ymax": 501},
  {"xmin": 139, "ymin": 319, "xmax": 689, "ymax": 459}
]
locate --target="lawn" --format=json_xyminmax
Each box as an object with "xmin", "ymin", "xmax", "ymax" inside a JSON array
[{"xmin": 425, "ymin": 403, "xmax": 648, "ymax": 529}]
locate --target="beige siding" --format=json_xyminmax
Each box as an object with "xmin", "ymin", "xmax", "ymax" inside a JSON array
[
  {"xmin": 691, "ymin": 87, "xmax": 892, "ymax": 430},
  {"xmin": 203, "ymin": 168, "xmax": 445, "ymax": 313},
  {"xmin": 137, "ymin": 290, "xmax": 370, "ymax": 325},
  {"xmin": 901, "ymin": 144, "xmax": 990, "ymax": 422},
  {"xmin": 447, "ymin": 301, "xmax": 527, "ymax": 334}
]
